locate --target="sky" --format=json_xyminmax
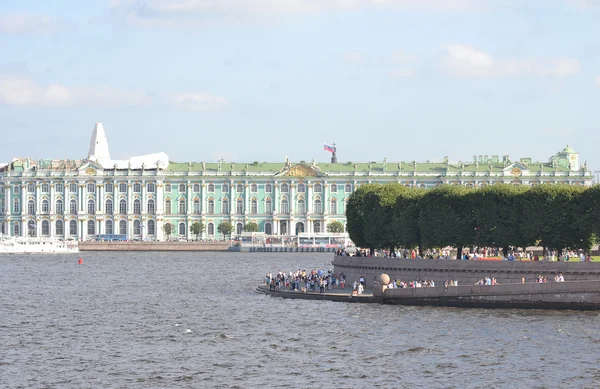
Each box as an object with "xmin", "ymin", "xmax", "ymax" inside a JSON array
[{"xmin": 0, "ymin": 0, "xmax": 599, "ymax": 172}]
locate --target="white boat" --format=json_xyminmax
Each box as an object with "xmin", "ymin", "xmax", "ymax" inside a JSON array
[{"xmin": 0, "ymin": 236, "xmax": 79, "ymax": 254}]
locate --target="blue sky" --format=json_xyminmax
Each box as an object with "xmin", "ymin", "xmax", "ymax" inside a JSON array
[{"xmin": 0, "ymin": 0, "xmax": 599, "ymax": 172}]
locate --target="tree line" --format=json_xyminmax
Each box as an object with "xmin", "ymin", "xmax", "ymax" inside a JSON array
[{"xmin": 346, "ymin": 183, "xmax": 600, "ymax": 258}]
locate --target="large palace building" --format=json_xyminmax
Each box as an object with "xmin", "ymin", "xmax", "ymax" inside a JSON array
[{"xmin": 0, "ymin": 123, "xmax": 594, "ymax": 241}]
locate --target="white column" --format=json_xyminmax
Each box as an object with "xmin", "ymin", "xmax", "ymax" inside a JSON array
[
  {"xmin": 21, "ymin": 185, "xmax": 26, "ymax": 237},
  {"xmin": 244, "ymin": 181, "xmax": 249, "ymax": 216},
  {"xmin": 49, "ymin": 181, "xmax": 55, "ymax": 214},
  {"xmin": 273, "ymin": 183, "xmax": 279, "ymax": 213},
  {"xmin": 201, "ymin": 180, "xmax": 206, "ymax": 216},
  {"xmin": 307, "ymin": 183, "xmax": 313, "ymax": 213},
  {"xmin": 324, "ymin": 181, "xmax": 329, "ymax": 214},
  {"xmin": 5, "ymin": 184, "xmax": 11, "ymax": 236},
  {"xmin": 289, "ymin": 183, "xmax": 295, "ymax": 214}
]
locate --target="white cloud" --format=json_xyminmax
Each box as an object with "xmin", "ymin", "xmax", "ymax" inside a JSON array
[
  {"xmin": 441, "ymin": 45, "xmax": 580, "ymax": 78},
  {"xmin": 0, "ymin": 74, "xmax": 227, "ymax": 110},
  {"xmin": 0, "ymin": 13, "xmax": 63, "ymax": 35},
  {"xmin": 173, "ymin": 93, "xmax": 228, "ymax": 111},
  {"xmin": 110, "ymin": 0, "xmax": 493, "ymax": 26}
]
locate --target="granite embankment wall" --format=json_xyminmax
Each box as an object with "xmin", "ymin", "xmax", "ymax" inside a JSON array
[
  {"xmin": 332, "ymin": 257, "xmax": 600, "ymax": 286},
  {"xmin": 377, "ymin": 280, "xmax": 600, "ymax": 309},
  {"xmin": 79, "ymin": 241, "xmax": 229, "ymax": 251}
]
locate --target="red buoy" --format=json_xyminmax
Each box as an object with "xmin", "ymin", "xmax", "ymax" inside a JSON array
[{"xmin": 79, "ymin": 258, "xmax": 83, "ymax": 265}]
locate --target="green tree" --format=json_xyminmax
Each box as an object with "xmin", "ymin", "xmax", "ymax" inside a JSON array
[
  {"xmin": 392, "ymin": 187, "xmax": 425, "ymax": 255},
  {"xmin": 418, "ymin": 185, "xmax": 475, "ymax": 259},
  {"xmin": 470, "ymin": 184, "xmax": 528, "ymax": 255},
  {"xmin": 362, "ymin": 183, "xmax": 407, "ymax": 253},
  {"xmin": 162, "ymin": 222, "xmax": 173, "ymax": 240},
  {"xmin": 190, "ymin": 221, "xmax": 205, "ymax": 240},
  {"xmin": 218, "ymin": 221, "xmax": 234, "ymax": 239},
  {"xmin": 327, "ymin": 220, "xmax": 345, "ymax": 233},
  {"xmin": 244, "ymin": 222, "xmax": 259, "ymax": 232},
  {"xmin": 346, "ymin": 185, "xmax": 371, "ymax": 250},
  {"xmin": 522, "ymin": 184, "xmax": 593, "ymax": 255}
]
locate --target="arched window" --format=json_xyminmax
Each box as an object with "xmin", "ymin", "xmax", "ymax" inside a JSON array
[
  {"xmin": 69, "ymin": 220, "xmax": 77, "ymax": 236},
  {"xmin": 236, "ymin": 222, "xmax": 243, "ymax": 235},
  {"xmin": 222, "ymin": 199, "xmax": 229, "ymax": 214},
  {"xmin": 280, "ymin": 221, "xmax": 287, "ymax": 235},
  {"xmin": 88, "ymin": 199, "xmax": 95, "ymax": 215},
  {"xmin": 236, "ymin": 184, "xmax": 243, "ymax": 193},
  {"xmin": 314, "ymin": 183, "xmax": 322, "ymax": 193},
  {"xmin": 330, "ymin": 183, "xmax": 338, "ymax": 192},
  {"xmin": 281, "ymin": 183, "xmax": 289, "ymax": 193},
  {"xmin": 236, "ymin": 199, "xmax": 243, "ymax": 214},
  {"xmin": 179, "ymin": 183, "xmax": 186, "ymax": 193},
  {"xmin": 179, "ymin": 222, "xmax": 186, "ymax": 236},
  {"xmin": 105, "ymin": 199, "xmax": 113, "ymax": 214},
  {"xmin": 193, "ymin": 199, "xmax": 200, "ymax": 214},
  {"xmin": 313, "ymin": 221, "xmax": 321, "ymax": 233},
  {"xmin": 133, "ymin": 220, "xmax": 141, "ymax": 235},
  {"xmin": 119, "ymin": 220, "xmax": 127, "ymax": 235},
  {"xmin": 41, "ymin": 199, "xmax": 49, "ymax": 214},
  {"xmin": 193, "ymin": 184, "xmax": 200, "ymax": 192},
  {"xmin": 28, "ymin": 220, "xmax": 36, "ymax": 237},
  {"xmin": 250, "ymin": 184, "xmax": 257, "ymax": 193},
  {"xmin": 133, "ymin": 199, "xmax": 141, "ymax": 215},
  {"xmin": 41, "ymin": 220, "xmax": 50, "ymax": 236},
  {"xmin": 119, "ymin": 199, "xmax": 127, "ymax": 214},
  {"xmin": 147, "ymin": 219, "xmax": 155, "ymax": 235},
  {"xmin": 330, "ymin": 199, "xmax": 337, "ymax": 215},
  {"xmin": 280, "ymin": 199, "xmax": 289, "ymax": 214},
  {"xmin": 178, "ymin": 199, "xmax": 186, "ymax": 214},
  {"xmin": 297, "ymin": 199, "xmax": 306, "ymax": 213},
  {"xmin": 133, "ymin": 183, "xmax": 141, "ymax": 193},
  {"xmin": 265, "ymin": 199, "xmax": 272, "ymax": 214},
  {"xmin": 14, "ymin": 221, "xmax": 20, "ymax": 236},
  {"xmin": 250, "ymin": 199, "xmax": 257, "ymax": 215},
  {"xmin": 297, "ymin": 183, "xmax": 305, "ymax": 193},
  {"xmin": 208, "ymin": 184, "xmax": 215, "ymax": 192},
  {"xmin": 165, "ymin": 199, "xmax": 171, "ymax": 215},
  {"xmin": 55, "ymin": 220, "xmax": 64, "ymax": 236},
  {"xmin": 264, "ymin": 222, "xmax": 272, "ymax": 235},
  {"xmin": 13, "ymin": 198, "xmax": 20, "ymax": 213},
  {"xmin": 70, "ymin": 199, "xmax": 77, "ymax": 215},
  {"xmin": 314, "ymin": 199, "xmax": 322, "ymax": 213},
  {"xmin": 222, "ymin": 183, "xmax": 229, "ymax": 192},
  {"xmin": 56, "ymin": 199, "xmax": 63, "ymax": 214},
  {"xmin": 265, "ymin": 183, "xmax": 272, "ymax": 193},
  {"xmin": 207, "ymin": 199, "xmax": 214, "ymax": 214},
  {"xmin": 147, "ymin": 199, "xmax": 155, "ymax": 214},
  {"xmin": 345, "ymin": 184, "xmax": 352, "ymax": 193},
  {"xmin": 165, "ymin": 183, "xmax": 172, "ymax": 192},
  {"xmin": 87, "ymin": 220, "xmax": 95, "ymax": 235},
  {"xmin": 105, "ymin": 220, "xmax": 113, "ymax": 235},
  {"xmin": 207, "ymin": 223, "xmax": 214, "ymax": 235},
  {"xmin": 28, "ymin": 200, "xmax": 35, "ymax": 215}
]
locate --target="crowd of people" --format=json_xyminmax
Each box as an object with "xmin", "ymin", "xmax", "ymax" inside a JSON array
[
  {"xmin": 336, "ymin": 247, "xmax": 595, "ymax": 262},
  {"xmin": 265, "ymin": 269, "xmax": 347, "ymax": 293}
]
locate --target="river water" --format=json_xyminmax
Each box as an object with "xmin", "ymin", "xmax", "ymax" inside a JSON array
[{"xmin": 1, "ymin": 252, "xmax": 599, "ymax": 389}]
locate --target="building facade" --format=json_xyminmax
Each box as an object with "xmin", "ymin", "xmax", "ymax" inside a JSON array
[{"xmin": 0, "ymin": 124, "xmax": 594, "ymax": 241}]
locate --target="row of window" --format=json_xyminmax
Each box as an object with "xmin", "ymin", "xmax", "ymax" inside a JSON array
[
  {"xmin": 12, "ymin": 219, "xmax": 156, "ymax": 237},
  {"xmin": 164, "ymin": 182, "xmax": 352, "ymax": 194},
  {"xmin": 8, "ymin": 218, "xmax": 336, "ymax": 237},
  {"xmin": 163, "ymin": 198, "xmax": 341, "ymax": 215},
  {"xmin": 7, "ymin": 182, "xmax": 352, "ymax": 196},
  {"xmin": 9, "ymin": 182, "xmax": 158, "ymax": 195},
  {"xmin": 5, "ymin": 197, "xmax": 345, "ymax": 215},
  {"xmin": 8, "ymin": 198, "xmax": 156, "ymax": 215}
]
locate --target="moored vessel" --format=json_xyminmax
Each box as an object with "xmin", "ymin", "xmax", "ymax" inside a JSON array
[{"xmin": 0, "ymin": 236, "xmax": 79, "ymax": 254}]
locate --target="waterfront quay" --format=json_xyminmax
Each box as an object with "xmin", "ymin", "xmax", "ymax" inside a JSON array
[{"xmin": 257, "ymin": 256, "xmax": 600, "ymax": 310}]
